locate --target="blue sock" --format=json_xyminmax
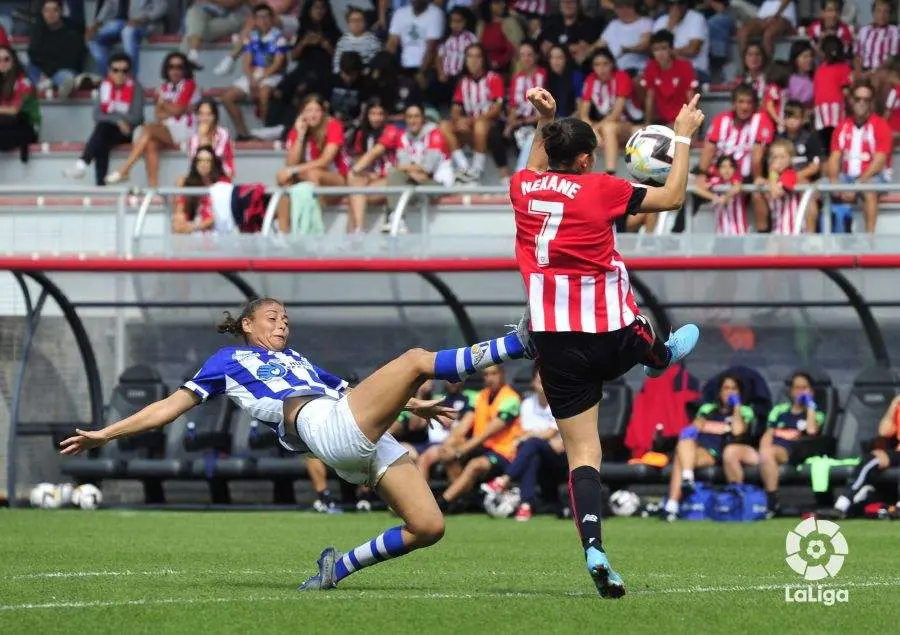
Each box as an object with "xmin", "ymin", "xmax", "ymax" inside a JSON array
[
  {"xmin": 433, "ymin": 332, "xmax": 525, "ymax": 382},
  {"xmin": 334, "ymin": 525, "xmax": 410, "ymax": 582}
]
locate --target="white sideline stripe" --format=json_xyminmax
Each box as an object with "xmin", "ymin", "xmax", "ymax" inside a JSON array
[
  {"xmin": 1, "ymin": 578, "xmax": 898, "ymax": 611},
  {"xmin": 2, "ymin": 569, "xmax": 181, "ymax": 581}
]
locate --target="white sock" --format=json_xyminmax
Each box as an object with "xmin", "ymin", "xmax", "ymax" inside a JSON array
[
  {"xmin": 834, "ymin": 495, "xmax": 850, "ymax": 512},
  {"xmin": 452, "ymin": 149, "xmax": 469, "ymax": 170},
  {"xmin": 664, "ymin": 499, "xmax": 679, "ymax": 514},
  {"xmin": 471, "ymin": 152, "xmax": 486, "ymax": 173},
  {"xmin": 681, "ymin": 469, "xmax": 694, "ymax": 482},
  {"xmin": 75, "ymin": 159, "xmax": 87, "ymax": 170}
]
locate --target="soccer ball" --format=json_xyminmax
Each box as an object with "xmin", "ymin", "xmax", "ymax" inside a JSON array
[
  {"xmin": 56, "ymin": 483, "xmax": 75, "ymax": 507},
  {"xmin": 29, "ymin": 483, "xmax": 62, "ymax": 509},
  {"xmin": 609, "ymin": 490, "xmax": 642, "ymax": 517},
  {"xmin": 72, "ymin": 484, "xmax": 103, "ymax": 510},
  {"xmin": 484, "ymin": 487, "xmax": 522, "ymax": 518},
  {"xmin": 624, "ymin": 125, "xmax": 676, "ymax": 186}
]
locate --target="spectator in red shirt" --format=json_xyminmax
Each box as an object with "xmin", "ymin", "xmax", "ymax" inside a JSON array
[
  {"xmin": 886, "ymin": 57, "xmax": 900, "ymax": 134},
  {"xmin": 441, "ymin": 43, "xmax": 507, "ymax": 183},
  {"xmin": 827, "ymin": 78, "xmax": 895, "ymax": 233},
  {"xmin": 506, "ymin": 41, "xmax": 547, "ymax": 170},
  {"xmin": 641, "ymin": 29, "xmax": 697, "ymax": 127},
  {"xmin": 172, "ymin": 146, "xmax": 229, "ymax": 234},
  {"xmin": 763, "ymin": 60, "xmax": 791, "ymax": 132},
  {"xmin": 345, "ymin": 99, "xmax": 393, "ymax": 235},
  {"xmin": 107, "ymin": 52, "xmax": 200, "ymax": 186},
  {"xmin": 477, "ymin": 0, "xmax": 522, "ymax": 74},
  {"xmin": 803, "ymin": 0, "xmax": 854, "ymax": 61},
  {"xmin": 185, "ymin": 99, "xmax": 236, "ymax": 182},
  {"xmin": 274, "ymin": 93, "xmax": 349, "ymax": 232},
  {"xmin": 0, "ymin": 45, "xmax": 39, "ymax": 163},
  {"xmin": 577, "ymin": 47, "xmax": 641, "ymax": 175},
  {"xmin": 0, "ymin": 22, "xmax": 9, "ymax": 48},
  {"xmin": 813, "ymin": 35, "xmax": 853, "ymax": 150}
]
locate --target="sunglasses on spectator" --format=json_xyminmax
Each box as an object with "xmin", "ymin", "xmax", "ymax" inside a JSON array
[
  {"xmin": 110, "ymin": 66, "xmax": 129, "ymax": 74},
  {"xmin": 168, "ymin": 63, "xmax": 185, "ymax": 70},
  {"xmin": 852, "ymin": 95, "xmax": 872, "ymax": 102}
]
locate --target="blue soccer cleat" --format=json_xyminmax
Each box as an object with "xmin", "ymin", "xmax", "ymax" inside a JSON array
[
  {"xmin": 586, "ymin": 546, "xmax": 626, "ymax": 599},
  {"xmin": 644, "ymin": 323, "xmax": 700, "ymax": 378},
  {"xmin": 297, "ymin": 547, "xmax": 341, "ymax": 591}
]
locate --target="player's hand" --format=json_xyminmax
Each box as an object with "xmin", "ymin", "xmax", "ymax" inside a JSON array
[
  {"xmin": 405, "ymin": 398, "xmax": 458, "ymax": 429},
  {"xmin": 526, "ymin": 87, "xmax": 556, "ymax": 119},
  {"xmin": 673, "ymin": 93, "xmax": 704, "ymax": 139},
  {"xmin": 59, "ymin": 429, "xmax": 109, "ymax": 456}
]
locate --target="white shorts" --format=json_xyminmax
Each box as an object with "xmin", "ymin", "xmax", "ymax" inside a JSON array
[
  {"xmin": 233, "ymin": 73, "xmax": 282, "ymax": 95},
  {"xmin": 294, "ymin": 396, "xmax": 408, "ymax": 486},
  {"xmin": 164, "ymin": 117, "xmax": 194, "ymax": 144},
  {"xmin": 757, "ymin": 0, "xmax": 796, "ymax": 26}
]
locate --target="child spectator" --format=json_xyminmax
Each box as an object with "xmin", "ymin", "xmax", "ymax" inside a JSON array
[
  {"xmin": 329, "ymin": 51, "xmax": 369, "ymax": 127},
  {"xmin": 477, "ymin": 0, "xmax": 522, "ymax": 74},
  {"xmin": 758, "ymin": 139, "xmax": 806, "ymax": 234},
  {"xmin": 332, "ymin": 6, "xmax": 382, "ymax": 73},
  {"xmin": 778, "ymin": 101, "xmax": 825, "ymax": 183},
  {"xmin": 886, "ymin": 57, "xmax": 900, "ymax": 134},
  {"xmin": 26, "ymin": 0, "xmax": 85, "ymax": 99},
  {"xmin": 737, "ymin": 0, "xmax": 796, "ymax": 63},
  {"xmin": 787, "ymin": 41, "xmax": 814, "ymax": 107},
  {"xmin": 106, "ymin": 52, "xmax": 199, "ymax": 186},
  {"xmin": 506, "ymin": 40, "xmax": 547, "ymax": 170},
  {"xmin": 62, "ymin": 52, "xmax": 143, "ymax": 185},
  {"xmin": 813, "ymin": 35, "xmax": 853, "ymax": 151},
  {"xmin": 346, "ymin": 99, "xmax": 394, "ymax": 235},
  {"xmin": 742, "ymin": 43, "xmax": 768, "ymax": 103},
  {"xmin": 274, "ymin": 94, "xmax": 349, "ymax": 232},
  {"xmin": 212, "ymin": 0, "xmax": 301, "ymax": 76},
  {"xmin": 220, "ymin": 4, "xmax": 289, "ymax": 141},
  {"xmin": 577, "ymin": 47, "xmax": 642, "ymax": 176},
  {"xmin": 596, "ymin": 0, "xmax": 652, "ymax": 74},
  {"xmin": 641, "ymin": 29, "xmax": 697, "ymax": 127},
  {"xmin": 804, "ymin": 0, "xmax": 854, "ymax": 60},
  {"xmin": 435, "ymin": 7, "xmax": 478, "ymax": 107},
  {"xmin": 172, "ymin": 146, "xmax": 229, "ymax": 234},
  {"xmin": 763, "ymin": 60, "xmax": 791, "ymax": 132},
  {"xmin": 441, "ymin": 43, "xmax": 506, "ymax": 184},
  {"xmin": 694, "ymin": 155, "xmax": 747, "ymax": 235},
  {"xmin": 85, "ymin": 0, "xmax": 167, "ymax": 78},
  {"xmin": 543, "ymin": 45, "xmax": 584, "ymax": 118},
  {"xmin": 186, "ymin": 98, "xmax": 235, "ymax": 180},
  {"xmin": 0, "ymin": 45, "xmax": 39, "ymax": 163}
]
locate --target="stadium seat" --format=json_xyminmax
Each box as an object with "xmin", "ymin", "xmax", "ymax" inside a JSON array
[
  {"xmin": 596, "ymin": 379, "xmax": 637, "ymax": 482},
  {"xmin": 62, "ymin": 365, "xmax": 168, "ymax": 482},
  {"xmin": 772, "ymin": 368, "xmax": 841, "ymax": 465}
]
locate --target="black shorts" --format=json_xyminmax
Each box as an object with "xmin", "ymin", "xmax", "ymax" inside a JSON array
[
  {"xmin": 533, "ymin": 315, "xmax": 661, "ymax": 419},
  {"xmin": 888, "ymin": 450, "xmax": 900, "ymax": 467}
]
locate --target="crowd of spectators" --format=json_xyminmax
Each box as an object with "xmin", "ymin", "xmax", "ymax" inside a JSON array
[{"xmin": 0, "ymin": 0, "xmax": 898, "ymax": 234}]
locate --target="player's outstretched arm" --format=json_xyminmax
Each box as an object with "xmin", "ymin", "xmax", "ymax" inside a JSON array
[
  {"xmin": 639, "ymin": 94, "xmax": 705, "ymax": 213},
  {"xmin": 524, "ymin": 87, "xmax": 557, "ymax": 173},
  {"xmin": 59, "ymin": 389, "xmax": 199, "ymax": 456}
]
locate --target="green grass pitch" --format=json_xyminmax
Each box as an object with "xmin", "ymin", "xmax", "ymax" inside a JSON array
[{"xmin": 0, "ymin": 510, "xmax": 895, "ymax": 634}]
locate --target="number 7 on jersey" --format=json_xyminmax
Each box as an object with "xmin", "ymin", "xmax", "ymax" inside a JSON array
[{"xmin": 528, "ymin": 200, "xmax": 564, "ymax": 267}]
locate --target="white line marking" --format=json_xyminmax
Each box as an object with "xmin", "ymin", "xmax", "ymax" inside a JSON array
[
  {"xmin": 2, "ymin": 569, "xmax": 181, "ymax": 581},
  {"xmin": 0, "ymin": 578, "xmax": 898, "ymax": 611}
]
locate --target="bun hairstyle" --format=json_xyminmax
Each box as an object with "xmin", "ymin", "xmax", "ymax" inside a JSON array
[
  {"xmin": 543, "ymin": 118, "xmax": 598, "ymax": 170},
  {"xmin": 216, "ymin": 297, "xmax": 283, "ymax": 340}
]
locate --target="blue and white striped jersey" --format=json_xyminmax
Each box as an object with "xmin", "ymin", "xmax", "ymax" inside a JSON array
[{"xmin": 182, "ymin": 347, "xmax": 348, "ymax": 427}]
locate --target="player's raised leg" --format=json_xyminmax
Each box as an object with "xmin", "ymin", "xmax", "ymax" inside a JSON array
[
  {"xmin": 554, "ymin": 406, "xmax": 626, "ymax": 599},
  {"xmin": 298, "ymin": 457, "xmax": 443, "ymax": 590},
  {"xmin": 641, "ymin": 318, "xmax": 701, "ymax": 379}
]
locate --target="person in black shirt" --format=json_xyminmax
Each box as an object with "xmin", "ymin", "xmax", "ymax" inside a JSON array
[
  {"xmin": 538, "ymin": 0, "xmax": 603, "ymax": 69},
  {"xmin": 330, "ymin": 51, "xmax": 369, "ymax": 127},
  {"xmin": 774, "ymin": 100, "xmax": 824, "ymax": 229}
]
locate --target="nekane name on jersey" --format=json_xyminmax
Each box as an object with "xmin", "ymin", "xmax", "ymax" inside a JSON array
[{"xmin": 519, "ymin": 174, "xmax": 582, "ymax": 199}]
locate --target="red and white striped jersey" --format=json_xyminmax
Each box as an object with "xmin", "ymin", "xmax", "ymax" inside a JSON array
[
  {"xmin": 581, "ymin": 70, "xmax": 642, "ymax": 121},
  {"xmin": 886, "ymin": 87, "xmax": 900, "ymax": 134},
  {"xmin": 353, "ymin": 125, "xmax": 397, "ymax": 177},
  {"xmin": 512, "ymin": 0, "xmax": 549, "ymax": 16},
  {"xmin": 708, "ymin": 174, "xmax": 748, "ymax": 235},
  {"xmin": 855, "ymin": 24, "xmax": 900, "ymax": 71},
  {"xmin": 509, "ymin": 68, "xmax": 548, "ymax": 118},
  {"xmin": 453, "ymin": 71, "xmax": 505, "ymax": 116},
  {"xmin": 510, "ymin": 169, "xmax": 641, "ymax": 333},
  {"xmin": 767, "ymin": 169, "xmax": 804, "ymax": 235},
  {"xmin": 763, "ymin": 83, "xmax": 787, "ymax": 124},
  {"xmin": 812, "ymin": 62, "xmax": 852, "ymax": 130},
  {"xmin": 438, "ymin": 30, "xmax": 478, "ymax": 78},
  {"xmin": 380, "ymin": 122, "xmax": 450, "ymax": 177},
  {"xmin": 706, "ymin": 111, "xmax": 776, "ymax": 178},
  {"xmin": 187, "ymin": 125, "xmax": 236, "ymax": 179},
  {"xmin": 831, "ymin": 114, "xmax": 894, "ymax": 178},
  {"xmin": 158, "ymin": 79, "xmax": 200, "ymax": 128},
  {"xmin": 743, "ymin": 72, "xmax": 767, "ymax": 103},
  {"xmin": 805, "ymin": 19, "xmax": 854, "ymax": 57}
]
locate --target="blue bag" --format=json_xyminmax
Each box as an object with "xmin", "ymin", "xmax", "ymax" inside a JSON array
[
  {"xmin": 678, "ymin": 483, "xmax": 715, "ymax": 520},
  {"xmin": 711, "ymin": 484, "xmax": 768, "ymax": 522}
]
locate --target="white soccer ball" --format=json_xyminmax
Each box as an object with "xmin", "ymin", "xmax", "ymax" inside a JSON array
[
  {"xmin": 484, "ymin": 487, "xmax": 522, "ymax": 519},
  {"xmin": 30, "ymin": 483, "xmax": 62, "ymax": 509},
  {"xmin": 72, "ymin": 484, "xmax": 103, "ymax": 510},
  {"xmin": 624, "ymin": 125, "xmax": 676, "ymax": 186},
  {"xmin": 56, "ymin": 483, "xmax": 75, "ymax": 507},
  {"xmin": 610, "ymin": 490, "xmax": 642, "ymax": 517}
]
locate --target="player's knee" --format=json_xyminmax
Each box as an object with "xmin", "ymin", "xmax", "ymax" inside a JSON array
[
  {"xmin": 410, "ymin": 513, "xmax": 445, "ymax": 546},
  {"xmin": 401, "ymin": 347, "xmax": 432, "ymax": 375}
]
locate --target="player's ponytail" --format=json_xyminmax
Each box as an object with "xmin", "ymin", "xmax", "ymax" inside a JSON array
[
  {"xmin": 215, "ymin": 297, "xmax": 284, "ymax": 340},
  {"xmin": 215, "ymin": 311, "xmax": 245, "ymax": 339}
]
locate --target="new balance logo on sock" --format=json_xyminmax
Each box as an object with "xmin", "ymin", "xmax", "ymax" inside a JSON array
[{"xmin": 582, "ymin": 514, "xmax": 598, "ymax": 523}]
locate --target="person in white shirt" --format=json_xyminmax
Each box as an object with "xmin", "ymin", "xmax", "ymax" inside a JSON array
[
  {"xmin": 737, "ymin": 0, "xmax": 797, "ymax": 63},
  {"xmin": 481, "ymin": 368, "xmax": 566, "ymax": 521},
  {"xmin": 646, "ymin": 0, "xmax": 709, "ymax": 82},
  {"xmin": 595, "ymin": 0, "xmax": 652, "ymax": 73},
  {"xmin": 385, "ymin": 0, "xmax": 445, "ymax": 90}
]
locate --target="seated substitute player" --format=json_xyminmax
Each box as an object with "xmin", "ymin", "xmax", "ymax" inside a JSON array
[
  {"xmin": 60, "ymin": 297, "xmax": 534, "ymax": 591},
  {"xmin": 416, "ymin": 380, "xmax": 476, "ymax": 480},
  {"xmin": 510, "ymin": 86, "xmax": 703, "ymax": 597},
  {"xmin": 832, "ymin": 394, "xmax": 900, "ymax": 518},
  {"xmin": 663, "ymin": 374, "xmax": 756, "ymax": 522}
]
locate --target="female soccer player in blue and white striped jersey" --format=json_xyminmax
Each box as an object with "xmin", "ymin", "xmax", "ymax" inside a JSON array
[{"xmin": 60, "ymin": 297, "xmax": 532, "ymax": 590}]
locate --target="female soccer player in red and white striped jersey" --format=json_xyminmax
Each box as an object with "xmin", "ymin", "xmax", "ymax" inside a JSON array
[{"xmin": 509, "ymin": 87, "xmax": 703, "ymax": 598}]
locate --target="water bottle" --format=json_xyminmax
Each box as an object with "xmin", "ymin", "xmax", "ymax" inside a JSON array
[
  {"xmin": 652, "ymin": 423, "xmax": 664, "ymax": 452},
  {"xmin": 249, "ymin": 420, "xmax": 259, "ymax": 442},
  {"xmin": 727, "ymin": 394, "xmax": 741, "ymax": 408},
  {"xmin": 186, "ymin": 421, "xmax": 197, "ymax": 441}
]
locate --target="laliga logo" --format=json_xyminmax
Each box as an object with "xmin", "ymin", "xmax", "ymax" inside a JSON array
[{"xmin": 784, "ymin": 518, "xmax": 850, "ymax": 606}]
